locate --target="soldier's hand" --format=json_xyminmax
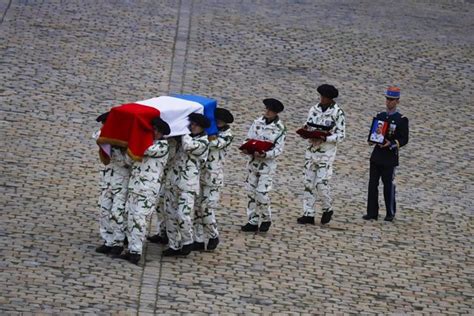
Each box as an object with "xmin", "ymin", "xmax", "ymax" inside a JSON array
[
  {"xmin": 208, "ymin": 135, "xmax": 217, "ymax": 141},
  {"xmin": 240, "ymin": 149, "xmax": 250, "ymax": 155},
  {"xmin": 254, "ymin": 151, "xmax": 266, "ymax": 158},
  {"xmin": 378, "ymin": 140, "xmax": 391, "ymax": 148},
  {"xmin": 310, "ymin": 138, "xmax": 323, "ymax": 146}
]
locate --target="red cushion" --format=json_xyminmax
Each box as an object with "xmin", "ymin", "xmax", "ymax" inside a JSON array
[{"xmin": 239, "ymin": 139, "xmax": 274, "ymax": 154}]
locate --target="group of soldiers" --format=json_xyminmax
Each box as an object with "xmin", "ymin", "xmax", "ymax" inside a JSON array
[{"xmin": 93, "ymin": 84, "xmax": 409, "ymax": 264}]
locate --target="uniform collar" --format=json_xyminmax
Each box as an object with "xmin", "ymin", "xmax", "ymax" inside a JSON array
[
  {"xmin": 218, "ymin": 125, "xmax": 230, "ymax": 131},
  {"xmin": 260, "ymin": 115, "xmax": 279, "ymax": 125},
  {"xmin": 190, "ymin": 131, "xmax": 206, "ymax": 138}
]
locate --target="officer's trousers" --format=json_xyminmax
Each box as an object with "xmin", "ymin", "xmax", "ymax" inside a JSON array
[{"xmin": 367, "ymin": 162, "xmax": 397, "ymax": 217}]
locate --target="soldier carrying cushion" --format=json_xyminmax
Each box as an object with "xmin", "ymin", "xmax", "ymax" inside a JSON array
[
  {"xmin": 163, "ymin": 113, "xmax": 210, "ymax": 256},
  {"xmin": 193, "ymin": 108, "xmax": 234, "ymax": 251},
  {"xmin": 297, "ymin": 84, "xmax": 345, "ymax": 225},
  {"xmin": 240, "ymin": 98, "xmax": 287, "ymax": 233},
  {"xmin": 117, "ymin": 117, "xmax": 171, "ymax": 264}
]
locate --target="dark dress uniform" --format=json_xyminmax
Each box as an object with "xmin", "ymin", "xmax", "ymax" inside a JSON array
[{"xmin": 367, "ymin": 111, "xmax": 409, "ymax": 219}]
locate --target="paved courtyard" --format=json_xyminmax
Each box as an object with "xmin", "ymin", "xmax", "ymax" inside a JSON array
[{"xmin": 1, "ymin": 0, "xmax": 473, "ymax": 314}]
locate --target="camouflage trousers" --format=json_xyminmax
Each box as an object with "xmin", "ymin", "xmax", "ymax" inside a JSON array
[
  {"xmin": 98, "ymin": 187, "xmax": 128, "ymax": 247},
  {"xmin": 153, "ymin": 191, "xmax": 167, "ymax": 237},
  {"xmin": 246, "ymin": 170, "xmax": 273, "ymax": 225},
  {"xmin": 194, "ymin": 185, "xmax": 220, "ymax": 243},
  {"xmin": 164, "ymin": 186, "xmax": 181, "ymax": 250},
  {"xmin": 303, "ymin": 160, "xmax": 333, "ymax": 217},
  {"xmin": 126, "ymin": 191, "xmax": 158, "ymax": 255}
]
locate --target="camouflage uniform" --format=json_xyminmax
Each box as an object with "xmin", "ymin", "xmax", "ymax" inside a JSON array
[
  {"xmin": 153, "ymin": 137, "xmax": 179, "ymax": 238},
  {"xmin": 195, "ymin": 127, "xmax": 234, "ymax": 243},
  {"xmin": 126, "ymin": 140, "xmax": 169, "ymax": 254},
  {"xmin": 94, "ymin": 130, "xmax": 131, "ymax": 247},
  {"xmin": 303, "ymin": 103, "xmax": 345, "ymax": 217},
  {"xmin": 170, "ymin": 133, "xmax": 209, "ymax": 249},
  {"xmin": 245, "ymin": 117, "xmax": 287, "ymax": 225}
]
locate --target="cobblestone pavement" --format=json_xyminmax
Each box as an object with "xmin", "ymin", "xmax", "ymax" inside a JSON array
[{"xmin": 1, "ymin": 0, "xmax": 473, "ymax": 314}]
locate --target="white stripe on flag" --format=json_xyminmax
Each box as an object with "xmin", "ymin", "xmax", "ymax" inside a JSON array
[{"xmin": 136, "ymin": 96, "xmax": 204, "ymax": 137}]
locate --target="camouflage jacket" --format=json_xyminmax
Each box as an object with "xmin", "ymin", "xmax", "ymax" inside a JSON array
[
  {"xmin": 93, "ymin": 129, "xmax": 130, "ymax": 190},
  {"xmin": 128, "ymin": 140, "xmax": 169, "ymax": 195},
  {"xmin": 176, "ymin": 133, "xmax": 209, "ymax": 191},
  {"xmin": 305, "ymin": 103, "xmax": 345, "ymax": 163},
  {"xmin": 162, "ymin": 137, "xmax": 180, "ymax": 189},
  {"xmin": 246, "ymin": 116, "xmax": 287, "ymax": 174},
  {"xmin": 200, "ymin": 126, "xmax": 234, "ymax": 187}
]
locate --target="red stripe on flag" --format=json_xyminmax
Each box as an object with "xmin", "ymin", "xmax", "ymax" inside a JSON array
[{"xmin": 97, "ymin": 103, "xmax": 160, "ymax": 162}]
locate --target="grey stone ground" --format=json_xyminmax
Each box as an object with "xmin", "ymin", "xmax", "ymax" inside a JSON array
[{"xmin": 1, "ymin": 0, "xmax": 473, "ymax": 314}]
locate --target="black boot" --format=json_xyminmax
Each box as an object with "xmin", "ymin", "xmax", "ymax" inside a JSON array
[
  {"xmin": 147, "ymin": 234, "xmax": 169, "ymax": 244},
  {"xmin": 118, "ymin": 251, "xmax": 131, "ymax": 261},
  {"xmin": 384, "ymin": 215, "xmax": 394, "ymax": 222},
  {"xmin": 362, "ymin": 214, "xmax": 378, "ymax": 220},
  {"xmin": 241, "ymin": 223, "xmax": 258, "ymax": 232},
  {"xmin": 181, "ymin": 244, "xmax": 193, "ymax": 255},
  {"xmin": 109, "ymin": 246, "xmax": 124, "ymax": 258},
  {"xmin": 162, "ymin": 248, "xmax": 183, "ymax": 257},
  {"xmin": 259, "ymin": 221, "xmax": 272, "ymax": 232},
  {"xmin": 192, "ymin": 241, "xmax": 205, "ymax": 251},
  {"xmin": 297, "ymin": 216, "xmax": 315, "ymax": 225},
  {"xmin": 128, "ymin": 253, "xmax": 141, "ymax": 265},
  {"xmin": 206, "ymin": 237, "xmax": 219, "ymax": 251},
  {"xmin": 95, "ymin": 244, "xmax": 113, "ymax": 254},
  {"xmin": 321, "ymin": 211, "xmax": 333, "ymax": 225}
]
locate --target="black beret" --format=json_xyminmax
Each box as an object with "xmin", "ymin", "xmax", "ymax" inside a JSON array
[
  {"xmin": 96, "ymin": 112, "xmax": 109, "ymax": 123},
  {"xmin": 317, "ymin": 84, "xmax": 339, "ymax": 99},
  {"xmin": 263, "ymin": 98, "xmax": 284, "ymax": 113},
  {"xmin": 188, "ymin": 113, "xmax": 211, "ymax": 129},
  {"xmin": 151, "ymin": 117, "xmax": 171, "ymax": 135},
  {"xmin": 215, "ymin": 108, "xmax": 234, "ymax": 124}
]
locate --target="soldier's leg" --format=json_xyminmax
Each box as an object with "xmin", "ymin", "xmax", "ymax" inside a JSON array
[
  {"xmin": 110, "ymin": 187, "xmax": 128, "ymax": 247},
  {"xmin": 128, "ymin": 193, "xmax": 156, "ymax": 255},
  {"xmin": 154, "ymin": 189, "xmax": 167, "ymax": 236},
  {"xmin": 367, "ymin": 162, "xmax": 382, "ymax": 218},
  {"xmin": 98, "ymin": 189, "xmax": 114, "ymax": 246},
  {"xmin": 381, "ymin": 166, "xmax": 397, "ymax": 218},
  {"xmin": 164, "ymin": 188, "xmax": 181, "ymax": 250},
  {"xmin": 193, "ymin": 185, "xmax": 205, "ymax": 243},
  {"xmin": 302, "ymin": 159, "xmax": 317, "ymax": 217},
  {"xmin": 202, "ymin": 185, "xmax": 220, "ymax": 240},
  {"xmin": 177, "ymin": 190, "xmax": 196, "ymax": 247},
  {"xmin": 245, "ymin": 170, "xmax": 260, "ymax": 225},
  {"xmin": 315, "ymin": 162, "xmax": 333, "ymax": 213},
  {"xmin": 256, "ymin": 173, "xmax": 273, "ymax": 223}
]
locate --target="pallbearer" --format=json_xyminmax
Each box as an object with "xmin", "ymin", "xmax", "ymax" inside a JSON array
[
  {"xmin": 163, "ymin": 113, "xmax": 210, "ymax": 256},
  {"xmin": 94, "ymin": 112, "xmax": 132, "ymax": 257},
  {"xmin": 118, "ymin": 117, "xmax": 170, "ymax": 264},
  {"xmin": 194, "ymin": 108, "xmax": 234, "ymax": 251}
]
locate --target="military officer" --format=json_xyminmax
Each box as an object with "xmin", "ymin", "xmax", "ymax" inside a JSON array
[
  {"xmin": 297, "ymin": 84, "xmax": 345, "ymax": 225},
  {"xmin": 118, "ymin": 117, "xmax": 170, "ymax": 264},
  {"xmin": 363, "ymin": 86, "xmax": 409, "ymax": 222},
  {"xmin": 240, "ymin": 98, "xmax": 287, "ymax": 233},
  {"xmin": 163, "ymin": 113, "xmax": 210, "ymax": 256},
  {"xmin": 194, "ymin": 108, "xmax": 234, "ymax": 251}
]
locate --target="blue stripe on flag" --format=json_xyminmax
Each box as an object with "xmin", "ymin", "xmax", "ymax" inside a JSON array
[{"xmin": 172, "ymin": 94, "xmax": 218, "ymax": 135}]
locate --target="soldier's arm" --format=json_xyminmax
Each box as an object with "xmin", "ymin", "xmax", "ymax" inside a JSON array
[
  {"xmin": 145, "ymin": 141, "xmax": 170, "ymax": 158},
  {"xmin": 212, "ymin": 130, "xmax": 234, "ymax": 150},
  {"xmin": 325, "ymin": 109, "xmax": 345, "ymax": 143},
  {"xmin": 391, "ymin": 116, "xmax": 409, "ymax": 150},
  {"xmin": 264, "ymin": 126, "xmax": 287, "ymax": 159},
  {"xmin": 182, "ymin": 135, "xmax": 209, "ymax": 156}
]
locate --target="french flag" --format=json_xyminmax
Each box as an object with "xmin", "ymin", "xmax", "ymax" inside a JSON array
[{"xmin": 97, "ymin": 95, "xmax": 218, "ymax": 163}]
